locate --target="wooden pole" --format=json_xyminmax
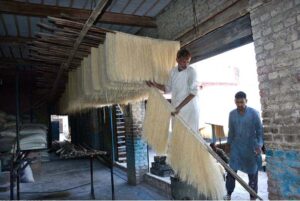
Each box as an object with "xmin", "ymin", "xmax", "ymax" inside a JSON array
[{"xmin": 49, "ymin": 0, "xmax": 112, "ymax": 101}]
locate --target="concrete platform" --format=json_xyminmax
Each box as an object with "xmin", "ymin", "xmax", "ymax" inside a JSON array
[{"xmin": 0, "ymin": 155, "xmax": 169, "ymax": 200}]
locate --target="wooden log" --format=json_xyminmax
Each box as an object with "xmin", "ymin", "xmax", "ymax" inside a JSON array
[
  {"xmin": 48, "ymin": 16, "xmax": 113, "ymax": 34},
  {"xmin": 32, "ymin": 41, "xmax": 90, "ymax": 53}
]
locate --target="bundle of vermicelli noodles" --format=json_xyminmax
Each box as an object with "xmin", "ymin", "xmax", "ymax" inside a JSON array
[
  {"xmin": 142, "ymin": 89, "xmax": 225, "ymax": 199},
  {"xmin": 59, "ymin": 31, "xmax": 180, "ymax": 113},
  {"xmin": 142, "ymin": 88, "xmax": 173, "ymax": 154},
  {"xmin": 168, "ymin": 117, "xmax": 226, "ymax": 200}
]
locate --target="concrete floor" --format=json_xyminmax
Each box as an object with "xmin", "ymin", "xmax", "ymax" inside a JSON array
[{"xmin": 0, "ymin": 154, "xmax": 169, "ymax": 200}]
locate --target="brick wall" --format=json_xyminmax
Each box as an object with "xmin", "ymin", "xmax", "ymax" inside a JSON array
[
  {"xmin": 124, "ymin": 101, "xmax": 148, "ymax": 185},
  {"xmin": 250, "ymin": 0, "xmax": 300, "ymax": 199}
]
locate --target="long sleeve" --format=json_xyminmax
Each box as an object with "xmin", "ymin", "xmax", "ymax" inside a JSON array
[
  {"xmin": 254, "ymin": 110, "xmax": 263, "ymax": 148},
  {"xmin": 187, "ymin": 67, "xmax": 199, "ymax": 95},
  {"xmin": 227, "ymin": 112, "xmax": 235, "ymax": 145}
]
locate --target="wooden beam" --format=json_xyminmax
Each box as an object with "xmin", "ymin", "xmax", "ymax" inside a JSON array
[
  {"xmin": 31, "ymin": 41, "xmax": 90, "ymax": 54},
  {"xmin": 50, "ymin": 0, "xmax": 112, "ymax": 100},
  {"xmin": 176, "ymin": 0, "xmax": 249, "ymax": 47},
  {"xmin": 36, "ymin": 32, "xmax": 103, "ymax": 47},
  {"xmin": 48, "ymin": 17, "xmax": 112, "ymax": 34},
  {"xmin": 0, "ymin": 57, "xmax": 55, "ymax": 66},
  {"xmin": 0, "ymin": 36, "xmax": 34, "ymax": 44},
  {"xmin": 0, "ymin": 0, "xmax": 157, "ymax": 27}
]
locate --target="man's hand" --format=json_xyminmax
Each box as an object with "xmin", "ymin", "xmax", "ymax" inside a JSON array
[
  {"xmin": 171, "ymin": 108, "xmax": 180, "ymax": 116},
  {"xmin": 255, "ymin": 147, "xmax": 261, "ymax": 155},
  {"xmin": 171, "ymin": 110, "xmax": 179, "ymax": 116}
]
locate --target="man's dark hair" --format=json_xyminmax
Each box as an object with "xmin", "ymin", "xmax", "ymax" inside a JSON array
[
  {"xmin": 210, "ymin": 142, "xmax": 215, "ymax": 148},
  {"xmin": 235, "ymin": 91, "xmax": 247, "ymax": 99},
  {"xmin": 177, "ymin": 49, "xmax": 191, "ymax": 59}
]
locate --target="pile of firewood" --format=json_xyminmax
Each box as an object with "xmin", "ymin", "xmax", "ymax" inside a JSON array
[{"xmin": 52, "ymin": 141, "xmax": 106, "ymax": 159}]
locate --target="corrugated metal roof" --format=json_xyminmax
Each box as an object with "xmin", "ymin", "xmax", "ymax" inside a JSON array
[{"xmin": 0, "ymin": 0, "xmax": 172, "ymax": 61}]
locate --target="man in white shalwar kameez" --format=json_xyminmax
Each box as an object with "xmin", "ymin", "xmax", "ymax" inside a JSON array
[{"xmin": 146, "ymin": 49, "xmax": 200, "ymax": 132}]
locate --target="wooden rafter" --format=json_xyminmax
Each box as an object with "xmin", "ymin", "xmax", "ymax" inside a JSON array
[
  {"xmin": 0, "ymin": 36, "xmax": 34, "ymax": 44},
  {"xmin": 50, "ymin": 0, "xmax": 112, "ymax": 100},
  {"xmin": 0, "ymin": 0, "xmax": 157, "ymax": 27},
  {"xmin": 0, "ymin": 57, "xmax": 54, "ymax": 66}
]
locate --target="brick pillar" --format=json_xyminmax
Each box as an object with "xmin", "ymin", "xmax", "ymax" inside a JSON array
[
  {"xmin": 123, "ymin": 101, "xmax": 148, "ymax": 185},
  {"xmin": 250, "ymin": 0, "xmax": 300, "ymax": 199}
]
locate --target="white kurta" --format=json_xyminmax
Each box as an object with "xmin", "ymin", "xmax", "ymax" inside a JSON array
[{"xmin": 165, "ymin": 66, "xmax": 200, "ymax": 132}]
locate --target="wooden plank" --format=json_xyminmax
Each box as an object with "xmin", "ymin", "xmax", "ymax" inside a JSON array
[
  {"xmin": 31, "ymin": 41, "xmax": 90, "ymax": 54},
  {"xmin": 0, "ymin": 36, "xmax": 34, "ymax": 44},
  {"xmin": 48, "ymin": 16, "xmax": 112, "ymax": 33},
  {"xmin": 35, "ymin": 39, "xmax": 92, "ymax": 52},
  {"xmin": 36, "ymin": 35, "xmax": 98, "ymax": 49},
  {"xmin": 176, "ymin": 0, "xmax": 249, "ymax": 47},
  {"xmin": 0, "ymin": 0, "xmax": 157, "ymax": 27},
  {"xmin": 36, "ymin": 32, "xmax": 103, "ymax": 46},
  {"xmin": 50, "ymin": 0, "xmax": 112, "ymax": 100},
  {"xmin": 38, "ymin": 22, "xmax": 104, "ymax": 40},
  {"xmin": 29, "ymin": 46, "xmax": 87, "ymax": 59},
  {"xmin": 0, "ymin": 57, "xmax": 56, "ymax": 66}
]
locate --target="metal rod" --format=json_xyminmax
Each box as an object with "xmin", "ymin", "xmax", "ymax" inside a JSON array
[
  {"xmin": 10, "ymin": 156, "xmax": 14, "ymax": 200},
  {"xmin": 109, "ymin": 106, "xmax": 115, "ymax": 200},
  {"xmin": 30, "ymin": 66, "xmax": 33, "ymax": 123},
  {"xmin": 15, "ymin": 66, "xmax": 20, "ymax": 151},
  {"xmin": 16, "ymin": 168, "xmax": 20, "ymax": 200},
  {"xmin": 90, "ymin": 156, "xmax": 95, "ymax": 200},
  {"xmin": 15, "ymin": 66, "xmax": 21, "ymax": 200},
  {"xmin": 147, "ymin": 144, "xmax": 150, "ymax": 172}
]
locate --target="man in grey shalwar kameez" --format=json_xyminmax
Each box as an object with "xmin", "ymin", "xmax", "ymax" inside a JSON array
[{"xmin": 225, "ymin": 91, "xmax": 263, "ymax": 200}]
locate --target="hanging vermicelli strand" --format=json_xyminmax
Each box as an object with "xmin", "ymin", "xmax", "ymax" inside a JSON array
[
  {"xmin": 59, "ymin": 31, "xmax": 179, "ymax": 113},
  {"xmin": 142, "ymin": 88, "xmax": 173, "ymax": 154},
  {"xmin": 168, "ymin": 117, "xmax": 226, "ymax": 200}
]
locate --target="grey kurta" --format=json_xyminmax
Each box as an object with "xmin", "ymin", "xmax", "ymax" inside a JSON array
[{"xmin": 228, "ymin": 106, "xmax": 263, "ymax": 174}]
